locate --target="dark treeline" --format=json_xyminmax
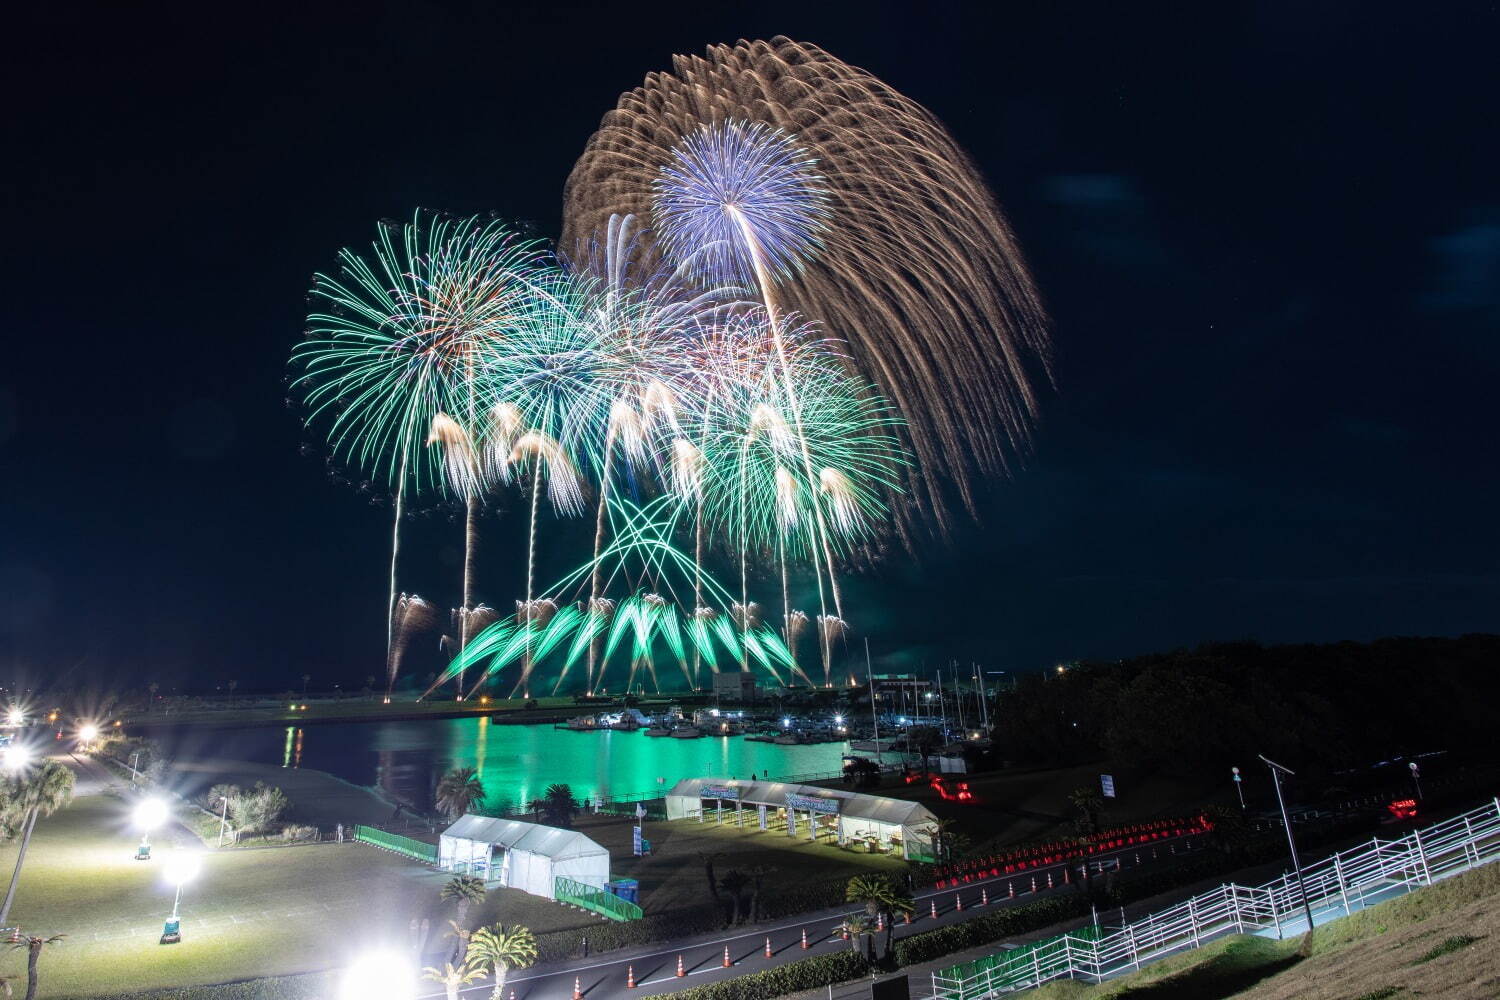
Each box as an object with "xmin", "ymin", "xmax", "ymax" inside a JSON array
[{"xmin": 992, "ymin": 634, "xmax": 1500, "ymax": 779}]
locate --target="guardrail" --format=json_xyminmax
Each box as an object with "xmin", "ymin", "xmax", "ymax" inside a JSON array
[
  {"xmin": 931, "ymin": 796, "xmax": 1500, "ymax": 999},
  {"xmin": 555, "ymin": 876, "xmax": 642, "ymax": 921},
  {"xmin": 352, "ymin": 824, "xmax": 439, "ymax": 865}
]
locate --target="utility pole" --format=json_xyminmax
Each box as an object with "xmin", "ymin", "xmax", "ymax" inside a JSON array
[{"xmin": 1260, "ymin": 754, "xmax": 1316, "ymax": 934}]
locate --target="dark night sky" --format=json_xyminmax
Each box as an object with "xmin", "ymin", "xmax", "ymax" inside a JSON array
[{"xmin": 3, "ymin": 2, "xmax": 1497, "ymax": 692}]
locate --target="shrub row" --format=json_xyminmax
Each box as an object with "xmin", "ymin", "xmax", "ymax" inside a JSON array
[
  {"xmin": 67, "ymin": 973, "xmax": 330, "ymax": 1000},
  {"xmin": 643, "ymin": 949, "xmax": 869, "ymax": 1000},
  {"xmin": 890, "ymin": 895, "xmax": 1090, "ymax": 966}
]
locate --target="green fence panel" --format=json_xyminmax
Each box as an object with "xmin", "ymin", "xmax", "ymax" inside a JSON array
[
  {"xmin": 555, "ymin": 875, "xmax": 643, "ymax": 922},
  {"xmin": 352, "ymin": 825, "xmax": 439, "ymax": 865},
  {"xmin": 937, "ymin": 925, "xmax": 1102, "ymax": 998}
]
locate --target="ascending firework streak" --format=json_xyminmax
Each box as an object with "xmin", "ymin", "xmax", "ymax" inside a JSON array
[
  {"xmin": 387, "ymin": 594, "xmax": 437, "ymax": 696},
  {"xmin": 561, "ymin": 37, "xmax": 1052, "ymax": 538},
  {"xmin": 293, "ymin": 213, "xmax": 550, "ymax": 698}
]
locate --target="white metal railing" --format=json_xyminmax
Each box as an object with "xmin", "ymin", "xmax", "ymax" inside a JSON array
[{"xmin": 932, "ymin": 797, "xmax": 1500, "ymax": 999}]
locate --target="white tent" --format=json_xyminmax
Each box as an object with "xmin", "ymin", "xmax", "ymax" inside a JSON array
[
  {"xmin": 439, "ymin": 815, "xmax": 609, "ymax": 899},
  {"xmin": 663, "ymin": 778, "xmax": 939, "ymax": 860}
]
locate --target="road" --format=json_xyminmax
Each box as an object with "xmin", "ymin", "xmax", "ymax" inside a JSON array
[{"xmin": 419, "ymin": 832, "xmax": 1207, "ymax": 1000}]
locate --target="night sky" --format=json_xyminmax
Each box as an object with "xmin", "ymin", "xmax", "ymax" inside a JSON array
[{"xmin": 4, "ymin": 3, "xmax": 1497, "ymax": 692}]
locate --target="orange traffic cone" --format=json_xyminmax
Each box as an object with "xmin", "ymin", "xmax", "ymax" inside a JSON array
[
  {"xmin": 627, "ymin": 966, "xmax": 636, "ymax": 989},
  {"xmin": 676, "ymin": 955, "xmax": 686, "ymax": 977},
  {"xmin": 876, "ymin": 913, "xmax": 884, "ymax": 931},
  {"xmin": 723, "ymin": 946, "xmax": 732, "ymax": 968},
  {"xmin": 954, "ymin": 893, "xmax": 963, "ymax": 912},
  {"xmin": 930, "ymin": 899, "xmax": 938, "ymax": 919},
  {"xmin": 573, "ymin": 977, "xmax": 582, "ymax": 1000},
  {"xmin": 1047, "ymin": 872, "xmax": 1054, "ymax": 889},
  {"xmin": 1008, "ymin": 880, "xmax": 1015, "ymax": 898},
  {"xmin": 904, "ymin": 910, "xmax": 912, "ymax": 925},
  {"xmin": 801, "ymin": 928, "xmax": 810, "ymax": 950},
  {"xmin": 765, "ymin": 937, "xmax": 773, "ymax": 958},
  {"xmin": 981, "ymin": 888, "xmax": 989, "ymax": 906},
  {"xmin": 1030, "ymin": 876, "xmax": 1038, "ymax": 893}
]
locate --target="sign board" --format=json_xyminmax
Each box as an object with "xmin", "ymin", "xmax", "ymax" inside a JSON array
[
  {"xmin": 786, "ymin": 793, "xmax": 840, "ymax": 814},
  {"xmin": 870, "ymin": 974, "xmax": 910, "ymax": 1000},
  {"xmin": 635, "ymin": 803, "xmax": 646, "ymax": 819},
  {"xmin": 632, "ymin": 825, "xmax": 643, "ymax": 856},
  {"xmin": 1100, "ymin": 774, "xmax": 1116, "ymax": 799},
  {"xmin": 700, "ymin": 784, "xmax": 740, "ymax": 800}
]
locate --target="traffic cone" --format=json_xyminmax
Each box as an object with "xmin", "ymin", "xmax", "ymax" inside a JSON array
[
  {"xmin": 676, "ymin": 955, "xmax": 686, "ymax": 977},
  {"xmin": 1047, "ymin": 872, "xmax": 1054, "ymax": 889},
  {"xmin": 930, "ymin": 899, "xmax": 938, "ymax": 919},
  {"xmin": 1031, "ymin": 876, "xmax": 1038, "ymax": 893},
  {"xmin": 510, "ymin": 992, "xmax": 516, "ymax": 1000},
  {"xmin": 954, "ymin": 893, "xmax": 963, "ymax": 912},
  {"xmin": 765, "ymin": 937, "xmax": 773, "ymax": 958},
  {"xmin": 723, "ymin": 946, "xmax": 732, "ymax": 968},
  {"xmin": 1008, "ymin": 880, "xmax": 1015, "ymax": 898},
  {"xmin": 876, "ymin": 913, "xmax": 884, "ymax": 931},
  {"xmin": 981, "ymin": 888, "xmax": 989, "ymax": 906},
  {"xmin": 627, "ymin": 966, "xmax": 636, "ymax": 989},
  {"xmin": 801, "ymin": 928, "xmax": 810, "ymax": 950},
  {"xmin": 1064, "ymin": 867, "xmax": 1070, "ymax": 884},
  {"xmin": 904, "ymin": 909, "xmax": 912, "ymax": 925},
  {"xmin": 574, "ymin": 977, "xmax": 583, "ymax": 1000}
]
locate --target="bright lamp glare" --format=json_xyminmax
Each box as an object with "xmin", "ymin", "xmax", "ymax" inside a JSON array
[
  {"xmin": 78, "ymin": 724, "xmax": 99, "ymax": 742},
  {"xmin": 339, "ymin": 951, "xmax": 416, "ymax": 1000},
  {"xmin": 2, "ymin": 746, "xmax": 30, "ymax": 770},
  {"xmin": 6, "ymin": 709, "xmax": 22, "ymax": 726},
  {"xmin": 164, "ymin": 853, "xmax": 202, "ymax": 886},
  {"xmin": 135, "ymin": 799, "xmax": 169, "ymax": 830}
]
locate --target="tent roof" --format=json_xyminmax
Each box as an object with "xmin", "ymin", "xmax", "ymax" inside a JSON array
[
  {"xmin": 666, "ymin": 778, "xmax": 937, "ymax": 828},
  {"xmin": 441, "ymin": 815, "xmax": 606, "ymax": 859}
]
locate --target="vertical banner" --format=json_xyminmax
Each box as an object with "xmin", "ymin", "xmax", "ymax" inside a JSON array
[
  {"xmin": 788, "ymin": 808, "xmax": 798, "ymax": 837},
  {"xmin": 758, "ymin": 804, "xmax": 767, "ymax": 830}
]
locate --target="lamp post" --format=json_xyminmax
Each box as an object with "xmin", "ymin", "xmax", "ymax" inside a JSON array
[
  {"xmin": 216, "ymin": 795, "xmax": 230, "ymax": 848},
  {"xmin": 160, "ymin": 853, "xmax": 201, "ymax": 944},
  {"xmin": 129, "ymin": 751, "xmax": 141, "ymax": 789},
  {"xmin": 1231, "ymin": 766, "xmax": 1245, "ymax": 810},
  {"xmin": 1408, "ymin": 761, "xmax": 1423, "ymax": 801},
  {"xmin": 1259, "ymin": 755, "xmax": 1316, "ymax": 934},
  {"xmin": 135, "ymin": 799, "xmax": 168, "ymax": 861}
]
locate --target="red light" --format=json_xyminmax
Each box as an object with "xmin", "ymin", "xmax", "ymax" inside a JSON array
[{"xmin": 1387, "ymin": 798, "xmax": 1418, "ymax": 820}]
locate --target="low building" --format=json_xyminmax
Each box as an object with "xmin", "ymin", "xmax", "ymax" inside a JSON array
[
  {"xmin": 712, "ymin": 671, "xmax": 757, "ymax": 702},
  {"xmin": 663, "ymin": 777, "xmax": 938, "ymax": 861},
  {"xmin": 438, "ymin": 815, "xmax": 609, "ymax": 899}
]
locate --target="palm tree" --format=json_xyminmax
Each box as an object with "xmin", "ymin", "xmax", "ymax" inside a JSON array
[
  {"xmin": 836, "ymin": 915, "xmax": 873, "ymax": 958},
  {"xmin": 747, "ymin": 864, "xmax": 776, "ymax": 922},
  {"xmin": 423, "ymin": 962, "xmax": 483, "ymax": 1000},
  {"xmin": 540, "ymin": 783, "xmax": 577, "ymax": 828},
  {"xmin": 845, "ymin": 874, "xmax": 892, "ymax": 920},
  {"xmin": 0, "ymin": 761, "xmax": 76, "ymax": 926},
  {"xmin": 440, "ymin": 875, "xmax": 486, "ymax": 931},
  {"xmin": 696, "ymin": 850, "xmax": 722, "ymax": 903},
  {"xmin": 467, "ymin": 923, "xmax": 538, "ymax": 1000},
  {"xmin": 8, "ymin": 934, "xmax": 64, "ymax": 1000},
  {"xmin": 445, "ymin": 919, "xmax": 472, "ymax": 966},
  {"xmin": 146, "ymin": 681, "xmax": 159, "ymax": 712},
  {"xmin": 1069, "ymin": 786, "xmax": 1105, "ymax": 837},
  {"xmin": 301, "ymin": 674, "xmax": 311, "ymax": 697},
  {"xmin": 435, "ymin": 767, "xmax": 486, "ymax": 819}
]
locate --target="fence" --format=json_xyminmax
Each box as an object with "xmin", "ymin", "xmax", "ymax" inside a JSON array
[
  {"xmin": 352, "ymin": 825, "xmax": 439, "ymax": 865},
  {"xmin": 932, "ymin": 796, "xmax": 1500, "ymax": 999},
  {"xmin": 554, "ymin": 876, "xmax": 643, "ymax": 921}
]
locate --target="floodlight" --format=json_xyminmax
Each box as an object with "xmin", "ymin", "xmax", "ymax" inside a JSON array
[
  {"xmin": 339, "ymin": 951, "xmax": 417, "ymax": 1000},
  {"xmin": 135, "ymin": 798, "xmax": 169, "ymax": 830}
]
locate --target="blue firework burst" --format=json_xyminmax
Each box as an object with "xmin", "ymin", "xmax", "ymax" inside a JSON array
[{"xmin": 652, "ymin": 119, "xmax": 830, "ymax": 288}]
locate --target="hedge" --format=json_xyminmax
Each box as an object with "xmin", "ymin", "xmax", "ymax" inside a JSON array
[
  {"xmin": 891, "ymin": 895, "xmax": 1090, "ymax": 966},
  {"xmin": 643, "ymin": 950, "xmax": 870, "ymax": 1000}
]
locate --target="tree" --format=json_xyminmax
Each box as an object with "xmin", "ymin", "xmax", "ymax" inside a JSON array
[
  {"xmin": 906, "ymin": 725, "xmax": 942, "ymax": 774},
  {"xmin": 1069, "ymin": 787, "xmax": 1105, "ymax": 837},
  {"xmin": 147, "ymin": 682, "xmax": 159, "ymax": 712},
  {"xmin": 836, "ymin": 915, "xmax": 874, "ymax": 959},
  {"xmin": 746, "ymin": 864, "xmax": 776, "ymax": 922},
  {"xmin": 422, "ymin": 962, "xmax": 483, "ymax": 1000},
  {"xmin": 918, "ymin": 817, "xmax": 960, "ymax": 864},
  {"xmin": 435, "ymin": 767, "xmax": 486, "ymax": 819},
  {"xmin": 846, "ymin": 874, "xmax": 912, "ymax": 957},
  {"xmin": 467, "ymin": 923, "xmax": 538, "ymax": 1000},
  {"xmin": 440, "ymin": 875, "xmax": 486, "ymax": 932},
  {"xmin": 0, "ymin": 761, "xmax": 76, "ymax": 926},
  {"xmin": 8, "ymin": 934, "xmax": 64, "ymax": 1000},
  {"xmin": 301, "ymin": 674, "xmax": 311, "ymax": 696},
  {"xmin": 445, "ymin": 919, "xmax": 472, "ymax": 966},
  {"xmin": 697, "ymin": 851, "xmax": 722, "ymax": 903},
  {"xmin": 718, "ymin": 869, "xmax": 750, "ymax": 924},
  {"xmin": 540, "ymin": 783, "xmax": 577, "ymax": 828}
]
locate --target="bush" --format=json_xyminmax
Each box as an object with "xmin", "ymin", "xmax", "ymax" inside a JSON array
[
  {"xmin": 279, "ymin": 824, "xmax": 320, "ymax": 843},
  {"xmin": 228, "ymin": 782, "xmax": 290, "ymax": 835},
  {"xmin": 891, "ymin": 895, "xmax": 1090, "ymax": 966},
  {"xmin": 643, "ymin": 950, "xmax": 869, "ymax": 1000},
  {"xmin": 71, "ymin": 972, "xmax": 331, "ymax": 999}
]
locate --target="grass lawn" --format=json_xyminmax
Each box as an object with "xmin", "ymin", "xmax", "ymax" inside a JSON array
[{"xmin": 0, "ymin": 790, "xmax": 591, "ymax": 999}]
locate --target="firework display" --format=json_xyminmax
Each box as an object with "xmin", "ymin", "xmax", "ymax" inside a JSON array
[{"xmin": 291, "ymin": 37, "xmax": 1049, "ymax": 696}]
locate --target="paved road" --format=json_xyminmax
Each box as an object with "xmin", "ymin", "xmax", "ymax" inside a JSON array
[{"xmin": 417, "ymin": 833, "xmax": 1206, "ymax": 1000}]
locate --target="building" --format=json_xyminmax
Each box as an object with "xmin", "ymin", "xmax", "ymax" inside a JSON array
[
  {"xmin": 663, "ymin": 777, "xmax": 939, "ymax": 861},
  {"xmin": 438, "ymin": 815, "xmax": 610, "ymax": 899},
  {"xmin": 712, "ymin": 670, "xmax": 757, "ymax": 702}
]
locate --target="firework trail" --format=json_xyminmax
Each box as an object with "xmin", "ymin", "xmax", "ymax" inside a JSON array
[
  {"xmin": 561, "ymin": 37, "xmax": 1052, "ymax": 534},
  {"xmin": 387, "ymin": 593, "xmax": 438, "ymax": 694}
]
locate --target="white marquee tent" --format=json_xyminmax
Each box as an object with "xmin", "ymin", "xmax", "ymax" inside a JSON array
[
  {"xmin": 439, "ymin": 815, "xmax": 610, "ymax": 899},
  {"xmin": 664, "ymin": 778, "xmax": 938, "ymax": 860}
]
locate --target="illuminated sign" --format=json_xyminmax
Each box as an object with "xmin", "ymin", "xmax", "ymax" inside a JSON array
[
  {"xmin": 701, "ymin": 784, "xmax": 740, "ymax": 800},
  {"xmin": 786, "ymin": 794, "xmax": 840, "ymax": 814}
]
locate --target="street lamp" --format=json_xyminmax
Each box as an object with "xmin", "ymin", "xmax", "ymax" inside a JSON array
[
  {"xmin": 1259, "ymin": 755, "xmax": 1316, "ymax": 934},
  {"xmin": 159, "ymin": 853, "xmax": 201, "ymax": 944},
  {"xmin": 339, "ymin": 951, "xmax": 416, "ymax": 1000},
  {"xmin": 1408, "ymin": 761, "xmax": 1423, "ymax": 800},
  {"xmin": 5, "ymin": 708, "xmax": 22, "ymax": 728},
  {"xmin": 77, "ymin": 723, "xmax": 99, "ymax": 749},
  {"xmin": 2, "ymin": 745, "xmax": 30, "ymax": 771},
  {"xmin": 1231, "ymin": 766, "xmax": 1245, "ymax": 810},
  {"xmin": 216, "ymin": 795, "xmax": 231, "ymax": 848},
  {"xmin": 134, "ymin": 798, "xmax": 169, "ymax": 860}
]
